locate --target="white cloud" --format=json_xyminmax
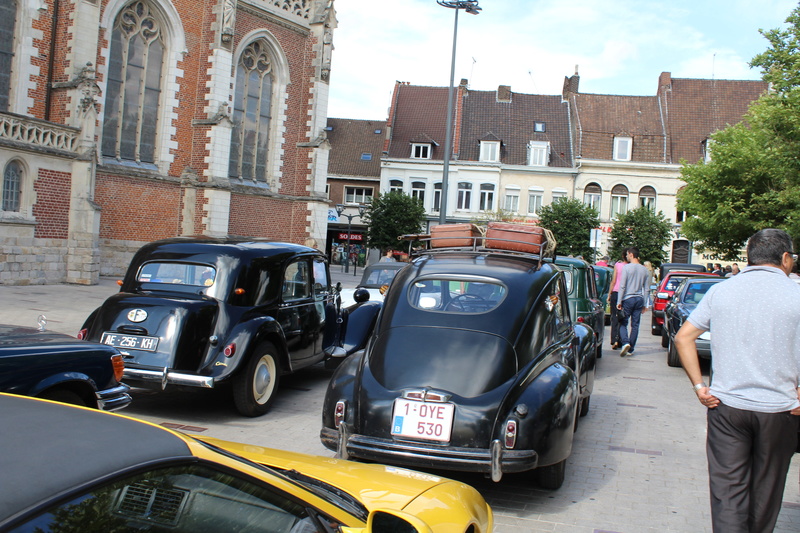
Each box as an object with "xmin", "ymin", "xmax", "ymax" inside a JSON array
[{"xmin": 327, "ymin": 0, "xmax": 796, "ymax": 119}]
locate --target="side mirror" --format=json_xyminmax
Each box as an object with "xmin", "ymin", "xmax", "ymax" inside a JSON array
[{"xmin": 340, "ymin": 509, "xmax": 434, "ymax": 533}]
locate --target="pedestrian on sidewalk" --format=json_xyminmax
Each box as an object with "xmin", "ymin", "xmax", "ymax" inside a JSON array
[
  {"xmin": 616, "ymin": 247, "xmax": 650, "ymax": 356},
  {"xmin": 675, "ymin": 228, "xmax": 800, "ymax": 533},
  {"xmin": 607, "ymin": 249, "xmax": 629, "ymax": 350}
]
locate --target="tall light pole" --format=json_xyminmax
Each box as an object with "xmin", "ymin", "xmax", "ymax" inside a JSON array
[
  {"xmin": 436, "ymin": 0, "xmax": 481, "ymax": 225},
  {"xmin": 336, "ymin": 204, "xmax": 366, "ymax": 275}
]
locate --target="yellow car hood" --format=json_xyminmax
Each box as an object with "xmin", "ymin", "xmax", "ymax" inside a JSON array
[{"xmin": 196, "ymin": 436, "xmax": 449, "ymax": 510}]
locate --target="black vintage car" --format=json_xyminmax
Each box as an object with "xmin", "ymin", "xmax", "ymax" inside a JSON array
[
  {"xmin": 80, "ymin": 237, "xmax": 376, "ymax": 417},
  {"xmin": 0, "ymin": 322, "xmax": 130, "ymax": 410},
  {"xmin": 663, "ymin": 277, "xmax": 725, "ymax": 367},
  {"xmin": 321, "ymin": 232, "xmax": 597, "ymax": 490}
]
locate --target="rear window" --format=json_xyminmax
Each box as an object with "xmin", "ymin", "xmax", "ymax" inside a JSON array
[
  {"xmin": 664, "ymin": 276, "xmax": 689, "ymax": 292},
  {"xmin": 408, "ymin": 279, "xmax": 506, "ymax": 314},
  {"xmin": 138, "ymin": 262, "xmax": 216, "ymax": 287}
]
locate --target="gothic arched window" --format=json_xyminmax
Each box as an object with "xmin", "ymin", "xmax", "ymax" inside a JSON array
[
  {"xmin": 0, "ymin": 0, "xmax": 16, "ymax": 112},
  {"xmin": 2, "ymin": 160, "xmax": 22, "ymax": 212},
  {"xmin": 102, "ymin": 0, "xmax": 165, "ymax": 163},
  {"xmin": 229, "ymin": 40, "xmax": 274, "ymax": 182}
]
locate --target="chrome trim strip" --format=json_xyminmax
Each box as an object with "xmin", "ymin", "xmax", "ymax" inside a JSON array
[{"xmin": 123, "ymin": 368, "xmax": 214, "ymax": 388}]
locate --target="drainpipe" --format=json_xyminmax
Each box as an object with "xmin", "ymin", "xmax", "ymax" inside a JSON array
[{"xmin": 45, "ymin": 0, "xmax": 60, "ymax": 122}]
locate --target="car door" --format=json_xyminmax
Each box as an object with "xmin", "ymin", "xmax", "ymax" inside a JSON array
[{"xmin": 278, "ymin": 257, "xmax": 320, "ymax": 368}]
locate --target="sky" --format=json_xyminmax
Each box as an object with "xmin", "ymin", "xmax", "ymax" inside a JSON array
[{"xmin": 326, "ymin": 0, "xmax": 798, "ymax": 120}]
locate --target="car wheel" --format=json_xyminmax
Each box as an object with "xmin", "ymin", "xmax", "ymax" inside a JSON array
[
  {"xmin": 596, "ymin": 342, "xmax": 603, "ymax": 359},
  {"xmin": 661, "ymin": 327, "xmax": 669, "ymax": 348},
  {"xmin": 667, "ymin": 336, "xmax": 682, "ymax": 368},
  {"xmin": 233, "ymin": 342, "xmax": 281, "ymax": 417},
  {"xmin": 534, "ymin": 459, "xmax": 567, "ymax": 490},
  {"xmin": 580, "ymin": 395, "xmax": 590, "ymax": 417},
  {"xmin": 40, "ymin": 389, "xmax": 90, "ymax": 408}
]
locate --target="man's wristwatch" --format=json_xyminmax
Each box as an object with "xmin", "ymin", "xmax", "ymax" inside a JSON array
[{"xmin": 693, "ymin": 383, "xmax": 707, "ymax": 392}]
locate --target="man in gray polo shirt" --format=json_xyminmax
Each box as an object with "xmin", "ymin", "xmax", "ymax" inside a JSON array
[
  {"xmin": 676, "ymin": 228, "xmax": 800, "ymax": 533},
  {"xmin": 616, "ymin": 247, "xmax": 650, "ymax": 356}
]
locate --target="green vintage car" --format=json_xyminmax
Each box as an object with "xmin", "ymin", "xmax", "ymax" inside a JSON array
[
  {"xmin": 593, "ymin": 265, "xmax": 614, "ymax": 325},
  {"xmin": 555, "ymin": 257, "xmax": 605, "ymax": 359}
]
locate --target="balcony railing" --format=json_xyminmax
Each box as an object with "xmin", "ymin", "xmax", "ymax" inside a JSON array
[{"xmin": 0, "ymin": 112, "xmax": 80, "ymax": 154}]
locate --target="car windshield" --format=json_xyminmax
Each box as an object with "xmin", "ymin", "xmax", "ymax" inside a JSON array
[
  {"xmin": 408, "ymin": 278, "xmax": 506, "ymax": 314},
  {"xmin": 682, "ymin": 283, "xmax": 713, "ymax": 304},
  {"xmin": 361, "ymin": 266, "xmax": 400, "ymax": 287},
  {"xmin": 138, "ymin": 262, "xmax": 217, "ymax": 287}
]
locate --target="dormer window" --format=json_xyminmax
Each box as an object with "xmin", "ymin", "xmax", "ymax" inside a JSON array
[
  {"xmin": 528, "ymin": 141, "xmax": 550, "ymax": 166},
  {"xmin": 613, "ymin": 136, "xmax": 632, "ymax": 161},
  {"xmin": 480, "ymin": 141, "xmax": 500, "ymax": 162},
  {"xmin": 411, "ymin": 144, "xmax": 431, "ymax": 159}
]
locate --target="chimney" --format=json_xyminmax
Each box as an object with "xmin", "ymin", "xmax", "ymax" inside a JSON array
[{"xmin": 497, "ymin": 85, "xmax": 512, "ymax": 103}]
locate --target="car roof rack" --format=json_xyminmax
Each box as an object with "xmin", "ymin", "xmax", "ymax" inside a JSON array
[{"xmin": 398, "ymin": 223, "xmax": 557, "ymax": 267}]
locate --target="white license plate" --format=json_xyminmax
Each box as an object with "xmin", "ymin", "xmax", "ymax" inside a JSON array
[
  {"xmin": 391, "ymin": 399, "xmax": 455, "ymax": 442},
  {"xmin": 101, "ymin": 332, "xmax": 159, "ymax": 352}
]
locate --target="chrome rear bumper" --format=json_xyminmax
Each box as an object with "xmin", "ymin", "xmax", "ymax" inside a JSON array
[
  {"xmin": 320, "ymin": 427, "xmax": 537, "ymax": 481},
  {"xmin": 123, "ymin": 367, "xmax": 214, "ymax": 389}
]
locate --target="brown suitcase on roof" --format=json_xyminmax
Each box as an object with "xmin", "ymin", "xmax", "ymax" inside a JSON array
[
  {"xmin": 430, "ymin": 223, "xmax": 481, "ymax": 248},
  {"xmin": 485, "ymin": 222, "xmax": 545, "ymax": 253}
]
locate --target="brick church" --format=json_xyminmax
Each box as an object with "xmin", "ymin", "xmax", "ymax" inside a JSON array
[{"xmin": 0, "ymin": 0, "xmax": 335, "ymax": 285}]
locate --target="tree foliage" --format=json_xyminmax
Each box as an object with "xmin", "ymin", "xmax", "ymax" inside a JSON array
[
  {"xmin": 678, "ymin": 4, "xmax": 800, "ymax": 256},
  {"xmin": 537, "ymin": 198, "xmax": 600, "ymax": 259},
  {"xmin": 362, "ymin": 191, "xmax": 427, "ymax": 252},
  {"xmin": 608, "ymin": 207, "xmax": 673, "ymax": 267}
]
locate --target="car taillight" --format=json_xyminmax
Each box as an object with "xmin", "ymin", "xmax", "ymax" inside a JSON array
[
  {"xmin": 77, "ymin": 328, "xmax": 88, "ymax": 340},
  {"xmin": 334, "ymin": 400, "xmax": 347, "ymax": 427},
  {"xmin": 111, "ymin": 354, "xmax": 125, "ymax": 382},
  {"xmin": 577, "ymin": 316, "xmax": 585, "ymax": 323},
  {"xmin": 504, "ymin": 419, "xmax": 518, "ymax": 449},
  {"xmin": 223, "ymin": 343, "xmax": 236, "ymax": 357}
]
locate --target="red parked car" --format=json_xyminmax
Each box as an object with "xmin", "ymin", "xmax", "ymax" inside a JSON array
[{"xmin": 651, "ymin": 271, "xmax": 719, "ymax": 338}]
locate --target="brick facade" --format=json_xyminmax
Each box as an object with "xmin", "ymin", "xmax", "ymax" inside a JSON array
[{"xmin": 0, "ymin": 0, "xmax": 335, "ymax": 285}]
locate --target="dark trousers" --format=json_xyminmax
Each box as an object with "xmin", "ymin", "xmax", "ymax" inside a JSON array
[
  {"xmin": 618, "ymin": 296, "xmax": 643, "ymax": 349},
  {"xmin": 609, "ymin": 291, "xmax": 620, "ymax": 345},
  {"xmin": 707, "ymin": 403, "xmax": 799, "ymax": 533}
]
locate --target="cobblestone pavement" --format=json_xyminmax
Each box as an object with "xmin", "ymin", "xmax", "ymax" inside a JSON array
[{"xmin": 2, "ymin": 276, "xmax": 799, "ymax": 532}]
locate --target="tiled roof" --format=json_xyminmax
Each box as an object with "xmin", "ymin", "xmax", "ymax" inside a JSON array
[
  {"xmin": 385, "ymin": 84, "xmax": 453, "ymax": 160},
  {"xmin": 572, "ymin": 93, "xmax": 666, "ymax": 163},
  {"xmin": 660, "ymin": 75, "xmax": 767, "ymax": 164},
  {"xmin": 459, "ymin": 89, "xmax": 573, "ymax": 167},
  {"xmin": 326, "ymin": 118, "xmax": 386, "ymax": 177}
]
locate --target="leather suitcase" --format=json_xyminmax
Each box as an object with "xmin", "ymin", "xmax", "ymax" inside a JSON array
[
  {"xmin": 430, "ymin": 223, "xmax": 482, "ymax": 248},
  {"xmin": 485, "ymin": 222, "xmax": 545, "ymax": 253}
]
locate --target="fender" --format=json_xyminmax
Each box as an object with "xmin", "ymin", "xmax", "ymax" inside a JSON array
[
  {"xmin": 322, "ymin": 350, "xmax": 366, "ymax": 430},
  {"xmin": 203, "ymin": 316, "xmax": 289, "ymax": 381},
  {"xmin": 29, "ymin": 371, "xmax": 97, "ymax": 398},
  {"xmin": 340, "ymin": 301, "xmax": 381, "ymax": 355},
  {"xmin": 572, "ymin": 323, "xmax": 597, "ymax": 397}
]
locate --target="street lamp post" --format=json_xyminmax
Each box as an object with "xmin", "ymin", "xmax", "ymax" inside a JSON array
[
  {"xmin": 436, "ymin": 0, "xmax": 481, "ymax": 225},
  {"xmin": 336, "ymin": 204, "xmax": 366, "ymax": 275}
]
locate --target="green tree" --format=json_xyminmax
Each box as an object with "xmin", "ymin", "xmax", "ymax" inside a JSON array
[
  {"xmin": 678, "ymin": 4, "xmax": 800, "ymax": 256},
  {"xmin": 537, "ymin": 198, "xmax": 599, "ymax": 259},
  {"xmin": 362, "ymin": 191, "xmax": 427, "ymax": 253},
  {"xmin": 608, "ymin": 207, "xmax": 673, "ymax": 266}
]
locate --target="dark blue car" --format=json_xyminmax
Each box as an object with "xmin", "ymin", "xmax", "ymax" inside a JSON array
[{"xmin": 0, "ymin": 323, "xmax": 130, "ymax": 410}]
